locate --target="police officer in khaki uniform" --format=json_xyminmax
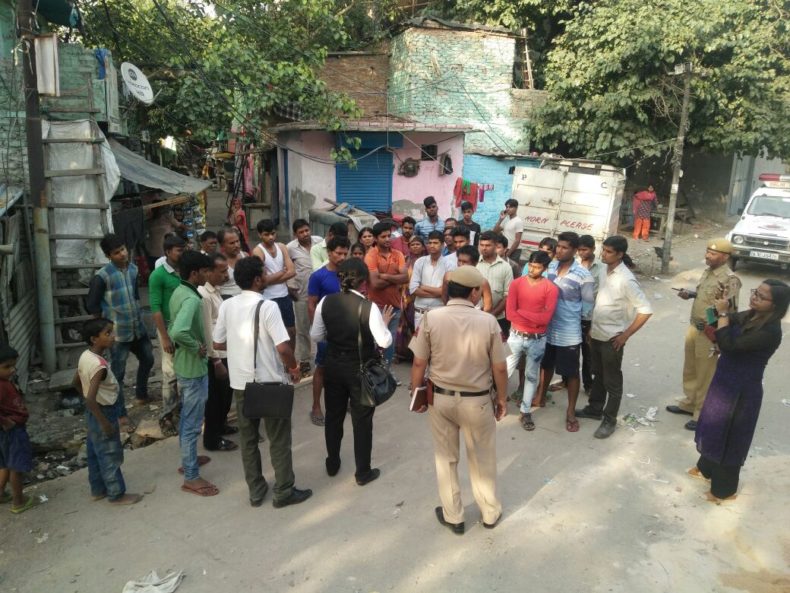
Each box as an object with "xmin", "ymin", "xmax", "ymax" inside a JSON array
[
  {"xmin": 409, "ymin": 266, "xmax": 508, "ymax": 535},
  {"xmin": 667, "ymin": 238, "xmax": 741, "ymax": 430}
]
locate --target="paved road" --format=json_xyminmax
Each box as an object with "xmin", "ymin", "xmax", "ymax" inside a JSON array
[{"xmin": 2, "ymin": 227, "xmax": 788, "ymax": 593}]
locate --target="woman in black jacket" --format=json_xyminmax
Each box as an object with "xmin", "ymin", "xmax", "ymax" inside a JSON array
[{"xmin": 310, "ymin": 258, "xmax": 393, "ymax": 486}]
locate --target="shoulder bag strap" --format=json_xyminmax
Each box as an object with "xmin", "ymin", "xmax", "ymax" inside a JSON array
[
  {"xmin": 252, "ymin": 300, "xmax": 264, "ymax": 380},
  {"xmin": 356, "ymin": 297, "xmax": 372, "ymax": 363}
]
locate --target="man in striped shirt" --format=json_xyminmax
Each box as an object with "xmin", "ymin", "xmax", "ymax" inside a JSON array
[{"xmin": 534, "ymin": 232, "xmax": 594, "ymax": 433}]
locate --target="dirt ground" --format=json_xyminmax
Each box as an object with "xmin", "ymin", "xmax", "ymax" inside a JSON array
[{"xmin": 2, "ymin": 211, "xmax": 789, "ymax": 593}]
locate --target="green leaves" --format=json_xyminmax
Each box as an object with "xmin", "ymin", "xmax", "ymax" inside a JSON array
[{"xmin": 525, "ymin": 0, "xmax": 790, "ymax": 159}]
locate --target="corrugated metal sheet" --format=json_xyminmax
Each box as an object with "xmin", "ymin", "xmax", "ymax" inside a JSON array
[
  {"xmin": 335, "ymin": 148, "xmax": 393, "ymax": 213},
  {"xmin": 0, "ymin": 209, "xmax": 38, "ymax": 390}
]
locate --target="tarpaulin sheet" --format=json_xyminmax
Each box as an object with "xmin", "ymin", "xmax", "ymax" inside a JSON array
[
  {"xmin": 109, "ymin": 139, "xmax": 211, "ymax": 195},
  {"xmin": 43, "ymin": 120, "xmax": 119, "ymax": 274}
]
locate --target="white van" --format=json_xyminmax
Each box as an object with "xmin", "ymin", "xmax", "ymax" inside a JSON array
[
  {"xmin": 510, "ymin": 160, "xmax": 626, "ymax": 254},
  {"xmin": 726, "ymin": 174, "xmax": 790, "ymax": 270}
]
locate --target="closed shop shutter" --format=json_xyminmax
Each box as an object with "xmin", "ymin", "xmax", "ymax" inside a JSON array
[{"xmin": 335, "ymin": 148, "xmax": 393, "ymax": 213}]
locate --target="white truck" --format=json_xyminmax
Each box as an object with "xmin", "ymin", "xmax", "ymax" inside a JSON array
[
  {"xmin": 510, "ymin": 160, "xmax": 626, "ymax": 254},
  {"xmin": 726, "ymin": 174, "xmax": 790, "ymax": 270}
]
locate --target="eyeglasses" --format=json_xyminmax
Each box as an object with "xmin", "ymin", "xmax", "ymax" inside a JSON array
[{"xmin": 750, "ymin": 288, "xmax": 772, "ymax": 302}]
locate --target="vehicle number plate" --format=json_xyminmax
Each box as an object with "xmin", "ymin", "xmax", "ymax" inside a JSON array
[{"xmin": 749, "ymin": 250, "xmax": 779, "ymax": 260}]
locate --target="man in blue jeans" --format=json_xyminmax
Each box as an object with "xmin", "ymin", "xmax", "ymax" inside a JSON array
[
  {"xmin": 505, "ymin": 251, "xmax": 559, "ymax": 431},
  {"xmin": 168, "ymin": 250, "xmax": 218, "ymax": 497},
  {"xmin": 86, "ymin": 234, "xmax": 155, "ymax": 432}
]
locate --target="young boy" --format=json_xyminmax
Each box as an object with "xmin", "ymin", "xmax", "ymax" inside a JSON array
[
  {"xmin": 76, "ymin": 319, "xmax": 143, "ymax": 505},
  {"xmin": 0, "ymin": 345, "xmax": 37, "ymax": 513},
  {"xmin": 459, "ymin": 201, "xmax": 482, "ymax": 247}
]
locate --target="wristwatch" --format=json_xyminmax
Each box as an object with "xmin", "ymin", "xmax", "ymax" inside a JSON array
[{"xmin": 718, "ymin": 312, "xmax": 729, "ymax": 318}]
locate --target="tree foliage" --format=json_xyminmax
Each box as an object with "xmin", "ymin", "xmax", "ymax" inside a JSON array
[
  {"xmin": 526, "ymin": 0, "xmax": 790, "ymax": 159},
  {"xmin": 79, "ymin": 0, "xmax": 396, "ymax": 145}
]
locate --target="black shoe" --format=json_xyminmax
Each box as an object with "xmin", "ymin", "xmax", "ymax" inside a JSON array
[
  {"xmin": 575, "ymin": 406, "xmax": 603, "ymax": 420},
  {"xmin": 435, "ymin": 506, "xmax": 464, "ymax": 535},
  {"xmin": 355, "ymin": 468, "xmax": 380, "ymax": 486},
  {"xmin": 666, "ymin": 405, "xmax": 693, "ymax": 416},
  {"xmin": 272, "ymin": 488, "xmax": 313, "ymax": 508},
  {"xmin": 204, "ymin": 438, "xmax": 238, "ymax": 452},
  {"xmin": 250, "ymin": 484, "xmax": 269, "ymax": 507},
  {"xmin": 483, "ymin": 514, "xmax": 502, "ymax": 529},
  {"xmin": 594, "ymin": 419, "xmax": 616, "ymax": 439},
  {"xmin": 221, "ymin": 424, "xmax": 239, "ymax": 435},
  {"xmin": 326, "ymin": 457, "xmax": 341, "ymax": 477},
  {"xmin": 684, "ymin": 420, "xmax": 698, "ymax": 431}
]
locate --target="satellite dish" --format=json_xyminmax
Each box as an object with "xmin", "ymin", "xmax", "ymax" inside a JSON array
[{"xmin": 120, "ymin": 62, "xmax": 154, "ymax": 105}]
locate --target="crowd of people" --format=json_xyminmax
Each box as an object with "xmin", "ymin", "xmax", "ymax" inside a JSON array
[{"xmin": 0, "ymin": 194, "xmax": 787, "ymax": 526}]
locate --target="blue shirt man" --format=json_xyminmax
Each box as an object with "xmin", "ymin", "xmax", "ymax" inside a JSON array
[{"xmin": 414, "ymin": 196, "xmax": 445, "ymax": 241}]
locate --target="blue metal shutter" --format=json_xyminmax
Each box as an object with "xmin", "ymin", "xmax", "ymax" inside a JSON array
[{"xmin": 335, "ymin": 148, "xmax": 393, "ymax": 213}]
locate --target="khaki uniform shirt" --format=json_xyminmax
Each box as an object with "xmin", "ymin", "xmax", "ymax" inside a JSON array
[
  {"xmin": 690, "ymin": 266, "xmax": 741, "ymax": 324},
  {"xmin": 409, "ymin": 299, "xmax": 507, "ymax": 392}
]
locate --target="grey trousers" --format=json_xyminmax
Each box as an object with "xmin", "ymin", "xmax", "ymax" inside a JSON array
[
  {"xmin": 233, "ymin": 389, "xmax": 295, "ymax": 503},
  {"xmin": 587, "ymin": 338, "xmax": 625, "ymax": 422}
]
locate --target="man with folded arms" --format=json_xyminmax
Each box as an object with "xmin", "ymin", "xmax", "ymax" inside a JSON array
[{"xmin": 409, "ymin": 266, "xmax": 508, "ymax": 535}]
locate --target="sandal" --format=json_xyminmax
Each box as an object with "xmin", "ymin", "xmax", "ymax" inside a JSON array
[
  {"xmin": 310, "ymin": 411, "xmax": 325, "ymax": 427},
  {"xmin": 566, "ymin": 418, "xmax": 580, "ymax": 433},
  {"xmin": 520, "ymin": 413, "xmax": 535, "ymax": 431},
  {"xmin": 181, "ymin": 483, "xmax": 219, "ymax": 497},
  {"xmin": 177, "ymin": 455, "xmax": 211, "ymax": 474},
  {"xmin": 687, "ymin": 467, "xmax": 709, "ymax": 481},
  {"xmin": 10, "ymin": 496, "xmax": 40, "ymax": 514}
]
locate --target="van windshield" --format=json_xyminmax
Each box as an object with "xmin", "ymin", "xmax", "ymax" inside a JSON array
[{"xmin": 747, "ymin": 195, "xmax": 790, "ymax": 219}]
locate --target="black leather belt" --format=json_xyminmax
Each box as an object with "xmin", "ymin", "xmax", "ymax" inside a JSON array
[
  {"xmin": 511, "ymin": 329, "xmax": 545, "ymax": 340},
  {"xmin": 433, "ymin": 384, "xmax": 490, "ymax": 397},
  {"xmin": 415, "ymin": 307, "xmax": 435, "ymax": 314}
]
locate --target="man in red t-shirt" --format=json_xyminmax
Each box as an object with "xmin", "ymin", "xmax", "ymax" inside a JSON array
[
  {"xmin": 365, "ymin": 222, "xmax": 408, "ymax": 365},
  {"xmin": 505, "ymin": 250, "xmax": 559, "ymax": 432},
  {"xmin": 390, "ymin": 216, "xmax": 415, "ymax": 258},
  {"xmin": 632, "ymin": 185, "xmax": 657, "ymax": 241}
]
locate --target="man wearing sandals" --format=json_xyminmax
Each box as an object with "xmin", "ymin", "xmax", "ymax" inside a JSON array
[
  {"xmin": 169, "ymin": 251, "xmax": 219, "ymax": 497},
  {"xmin": 532, "ymin": 232, "xmax": 594, "ymax": 433},
  {"xmin": 505, "ymin": 251, "xmax": 559, "ymax": 431}
]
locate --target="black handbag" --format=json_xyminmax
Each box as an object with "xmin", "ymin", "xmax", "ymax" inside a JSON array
[
  {"xmin": 242, "ymin": 301, "xmax": 294, "ymax": 420},
  {"xmin": 357, "ymin": 300, "xmax": 397, "ymax": 408}
]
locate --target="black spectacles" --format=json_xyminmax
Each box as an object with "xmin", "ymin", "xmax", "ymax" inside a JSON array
[{"xmin": 750, "ymin": 288, "xmax": 772, "ymax": 302}]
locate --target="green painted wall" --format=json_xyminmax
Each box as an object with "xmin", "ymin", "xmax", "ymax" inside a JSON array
[{"xmin": 388, "ymin": 27, "xmax": 535, "ymax": 155}]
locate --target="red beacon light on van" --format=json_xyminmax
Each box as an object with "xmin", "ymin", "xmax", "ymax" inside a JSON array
[{"xmin": 758, "ymin": 173, "xmax": 790, "ymax": 189}]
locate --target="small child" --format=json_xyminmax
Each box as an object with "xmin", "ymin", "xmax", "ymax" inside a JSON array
[
  {"xmin": 0, "ymin": 344, "xmax": 37, "ymax": 514},
  {"xmin": 75, "ymin": 319, "xmax": 142, "ymax": 505}
]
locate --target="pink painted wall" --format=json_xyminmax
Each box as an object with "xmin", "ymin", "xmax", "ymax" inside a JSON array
[{"xmin": 391, "ymin": 132, "xmax": 465, "ymax": 220}]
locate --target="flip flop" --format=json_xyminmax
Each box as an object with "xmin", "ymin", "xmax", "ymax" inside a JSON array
[
  {"xmin": 10, "ymin": 496, "xmax": 40, "ymax": 514},
  {"xmin": 566, "ymin": 418, "xmax": 580, "ymax": 433},
  {"xmin": 181, "ymin": 483, "xmax": 219, "ymax": 497},
  {"xmin": 548, "ymin": 381, "xmax": 566, "ymax": 392},
  {"xmin": 520, "ymin": 413, "xmax": 535, "ymax": 431},
  {"xmin": 177, "ymin": 455, "xmax": 211, "ymax": 474},
  {"xmin": 310, "ymin": 411, "xmax": 325, "ymax": 427},
  {"xmin": 159, "ymin": 417, "xmax": 178, "ymax": 438},
  {"xmin": 687, "ymin": 467, "xmax": 710, "ymax": 481}
]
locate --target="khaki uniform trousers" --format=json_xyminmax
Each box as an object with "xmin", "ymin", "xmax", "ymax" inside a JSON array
[
  {"xmin": 680, "ymin": 325, "xmax": 719, "ymax": 420},
  {"xmin": 292, "ymin": 299, "xmax": 311, "ymax": 364},
  {"xmin": 429, "ymin": 392, "xmax": 502, "ymax": 525}
]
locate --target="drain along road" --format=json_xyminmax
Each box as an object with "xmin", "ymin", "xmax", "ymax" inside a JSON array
[{"xmin": 2, "ymin": 229, "xmax": 789, "ymax": 593}]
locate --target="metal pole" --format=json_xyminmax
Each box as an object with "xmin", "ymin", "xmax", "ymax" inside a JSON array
[
  {"xmin": 661, "ymin": 64, "xmax": 692, "ymax": 274},
  {"xmin": 18, "ymin": 0, "xmax": 57, "ymax": 373}
]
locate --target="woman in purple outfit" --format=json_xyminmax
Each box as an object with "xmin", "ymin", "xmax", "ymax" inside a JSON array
[{"xmin": 691, "ymin": 279, "xmax": 789, "ymax": 502}]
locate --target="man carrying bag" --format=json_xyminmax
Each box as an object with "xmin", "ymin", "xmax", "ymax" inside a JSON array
[{"xmin": 212, "ymin": 256, "xmax": 312, "ymax": 508}]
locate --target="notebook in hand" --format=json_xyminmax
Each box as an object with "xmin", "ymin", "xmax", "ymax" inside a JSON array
[{"xmin": 409, "ymin": 386, "xmax": 428, "ymax": 412}]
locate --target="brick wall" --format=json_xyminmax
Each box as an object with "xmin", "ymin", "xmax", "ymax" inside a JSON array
[
  {"xmin": 388, "ymin": 26, "xmax": 540, "ymax": 155},
  {"xmin": 320, "ymin": 43, "xmax": 390, "ymax": 117}
]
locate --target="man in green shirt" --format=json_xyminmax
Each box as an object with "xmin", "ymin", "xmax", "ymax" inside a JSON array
[
  {"xmin": 148, "ymin": 234, "xmax": 185, "ymax": 436},
  {"xmin": 169, "ymin": 250, "xmax": 218, "ymax": 496}
]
